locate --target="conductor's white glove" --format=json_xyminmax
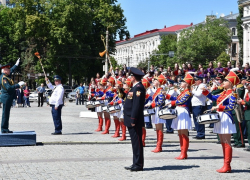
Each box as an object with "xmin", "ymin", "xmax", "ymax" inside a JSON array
[
  {"xmin": 18, "ymin": 81, "xmax": 25, "ymax": 86},
  {"xmin": 15, "ymin": 58, "xmax": 20, "ymax": 66}
]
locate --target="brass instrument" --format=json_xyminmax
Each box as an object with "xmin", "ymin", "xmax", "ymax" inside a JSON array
[
  {"xmin": 234, "ymin": 88, "xmax": 244, "ymax": 123},
  {"xmin": 118, "ymin": 88, "xmax": 126, "ymax": 100}
]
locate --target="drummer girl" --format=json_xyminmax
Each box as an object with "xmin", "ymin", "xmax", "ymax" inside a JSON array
[
  {"xmin": 108, "ymin": 79, "xmax": 123, "ymax": 138},
  {"xmin": 91, "ymin": 78, "xmax": 106, "ymax": 132},
  {"xmin": 146, "ymin": 74, "xmax": 166, "ymax": 153},
  {"xmin": 111, "ymin": 79, "xmax": 127, "ymax": 141},
  {"xmin": 165, "ymin": 73, "xmax": 193, "ymax": 160},
  {"xmin": 142, "ymin": 78, "xmax": 153, "ymax": 147},
  {"xmin": 201, "ymin": 70, "xmax": 239, "ymax": 173},
  {"xmin": 98, "ymin": 77, "xmax": 115, "ymax": 134}
]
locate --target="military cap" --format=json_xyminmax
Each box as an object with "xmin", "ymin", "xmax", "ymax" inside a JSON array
[
  {"xmin": 1, "ymin": 64, "xmax": 11, "ymax": 69},
  {"xmin": 216, "ymin": 72, "xmax": 224, "ymax": 80},
  {"xmin": 53, "ymin": 75, "xmax": 62, "ymax": 81},
  {"xmin": 129, "ymin": 67, "xmax": 144, "ymax": 77},
  {"xmin": 194, "ymin": 76, "xmax": 203, "ymax": 81},
  {"xmin": 167, "ymin": 79, "xmax": 175, "ymax": 84}
]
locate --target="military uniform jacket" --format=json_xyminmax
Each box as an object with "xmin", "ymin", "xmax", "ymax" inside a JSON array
[
  {"xmin": 232, "ymin": 84, "xmax": 245, "ymax": 115},
  {"xmin": 0, "ymin": 65, "xmax": 20, "ymax": 103},
  {"xmin": 241, "ymin": 91, "xmax": 250, "ymax": 120},
  {"xmin": 123, "ymin": 82, "xmax": 146, "ymax": 127}
]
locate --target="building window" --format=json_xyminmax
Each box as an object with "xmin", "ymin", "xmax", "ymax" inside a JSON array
[
  {"xmin": 232, "ymin": 28, "xmax": 237, "ymax": 36},
  {"xmin": 232, "ymin": 43, "xmax": 237, "ymax": 57}
]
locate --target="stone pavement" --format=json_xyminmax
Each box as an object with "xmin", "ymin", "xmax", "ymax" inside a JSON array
[{"xmin": 0, "ymin": 101, "xmax": 249, "ymax": 179}]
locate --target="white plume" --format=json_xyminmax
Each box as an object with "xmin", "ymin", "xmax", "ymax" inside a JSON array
[{"xmin": 230, "ymin": 68, "xmax": 239, "ymax": 72}]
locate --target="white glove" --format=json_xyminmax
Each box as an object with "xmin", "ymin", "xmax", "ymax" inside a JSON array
[
  {"xmin": 15, "ymin": 58, "xmax": 20, "ymax": 66},
  {"xmin": 18, "ymin": 81, "xmax": 25, "ymax": 86}
]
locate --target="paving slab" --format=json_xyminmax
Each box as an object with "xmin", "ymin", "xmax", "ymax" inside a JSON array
[{"xmin": 0, "ymin": 101, "xmax": 248, "ymax": 179}]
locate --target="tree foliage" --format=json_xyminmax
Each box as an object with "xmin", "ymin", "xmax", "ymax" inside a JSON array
[
  {"xmin": 176, "ymin": 18, "xmax": 231, "ymax": 67},
  {"xmin": 215, "ymin": 51, "xmax": 230, "ymax": 67},
  {"xmin": 0, "ymin": 0, "xmax": 129, "ymax": 86},
  {"xmin": 149, "ymin": 35, "xmax": 177, "ymax": 68}
]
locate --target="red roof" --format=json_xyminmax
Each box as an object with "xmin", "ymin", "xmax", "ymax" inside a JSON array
[
  {"xmin": 116, "ymin": 24, "xmax": 192, "ymax": 44},
  {"xmin": 158, "ymin": 25, "xmax": 192, "ymax": 32}
]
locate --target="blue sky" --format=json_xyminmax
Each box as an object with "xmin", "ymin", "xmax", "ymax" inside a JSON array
[{"xmin": 117, "ymin": 0, "xmax": 239, "ymax": 38}]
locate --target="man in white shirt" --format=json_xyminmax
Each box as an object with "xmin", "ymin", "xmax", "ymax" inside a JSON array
[
  {"xmin": 46, "ymin": 75, "xmax": 64, "ymax": 135},
  {"xmin": 192, "ymin": 76, "xmax": 207, "ymax": 139}
]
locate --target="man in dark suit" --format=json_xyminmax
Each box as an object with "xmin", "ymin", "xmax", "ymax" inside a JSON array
[{"xmin": 123, "ymin": 67, "xmax": 145, "ymax": 172}]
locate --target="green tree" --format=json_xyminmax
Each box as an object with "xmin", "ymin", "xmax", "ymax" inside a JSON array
[
  {"xmin": 215, "ymin": 51, "xmax": 230, "ymax": 67},
  {"xmin": 149, "ymin": 35, "xmax": 177, "ymax": 68},
  {"xmin": 1, "ymin": 0, "xmax": 129, "ymax": 86},
  {"xmin": 177, "ymin": 18, "xmax": 231, "ymax": 67}
]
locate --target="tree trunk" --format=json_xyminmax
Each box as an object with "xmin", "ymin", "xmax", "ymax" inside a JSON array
[{"xmin": 69, "ymin": 58, "xmax": 72, "ymax": 87}]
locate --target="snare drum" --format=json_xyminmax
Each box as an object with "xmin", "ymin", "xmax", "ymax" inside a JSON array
[
  {"xmin": 102, "ymin": 106, "xmax": 109, "ymax": 112},
  {"xmin": 143, "ymin": 109, "xmax": 155, "ymax": 116},
  {"xmin": 159, "ymin": 108, "xmax": 177, "ymax": 120},
  {"xmin": 86, "ymin": 101, "xmax": 94, "ymax": 108},
  {"xmin": 108, "ymin": 105, "xmax": 121, "ymax": 114},
  {"xmin": 94, "ymin": 101, "xmax": 104, "ymax": 107},
  {"xmin": 197, "ymin": 112, "xmax": 220, "ymax": 124}
]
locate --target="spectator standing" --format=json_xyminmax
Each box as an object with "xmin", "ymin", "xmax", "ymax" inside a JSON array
[
  {"xmin": 244, "ymin": 63, "xmax": 250, "ymax": 75},
  {"xmin": 76, "ymin": 83, "xmax": 84, "ymax": 105},
  {"xmin": 16, "ymin": 87, "xmax": 24, "ymax": 107},
  {"xmin": 187, "ymin": 63, "xmax": 196, "ymax": 72},
  {"xmin": 122, "ymin": 64, "xmax": 128, "ymax": 76},
  {"xmin": 36, "ymin": 83, "xmax": 46, "ymax": 107},
  {"xmin": 23, "ymin": 86, "xmax": 31, "ymax": 107},
  {"xmin": 215, "ymin": 62, "xmax": 224, "ymax": 73},
  {"xmin": 95, "ymin": 73, "xmax": 101, "ymax": 85},
  {"xmin": 207, "ymin": 61, "xmax": 214, "ymax": 75}
]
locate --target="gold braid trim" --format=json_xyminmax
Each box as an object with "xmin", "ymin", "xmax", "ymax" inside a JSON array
[{"xmin": 1, "ymin": 75, "xmax": 14, "ymax": 91}]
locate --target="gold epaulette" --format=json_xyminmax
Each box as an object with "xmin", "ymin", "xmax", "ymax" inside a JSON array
[
  {"xmin": 218, "ymin": 86, "xmax": 223, "ymax": 90},
  {"xmin": 237, "ymin": 84, "xmax": 243, "ymax": 88}
]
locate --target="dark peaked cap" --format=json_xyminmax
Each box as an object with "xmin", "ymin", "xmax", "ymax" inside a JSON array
[{"xmin": 129, "ymin": 67, "xmax": 145, "ymax": 77}]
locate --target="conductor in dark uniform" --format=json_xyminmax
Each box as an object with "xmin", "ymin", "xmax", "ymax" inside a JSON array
[
  {"xmin": 124, "ymin": 67, "xmax": 145, "ymax": 172},
  {"xmin": 0, "ymin": 59, "xmax": 25, "ymax": 133}
]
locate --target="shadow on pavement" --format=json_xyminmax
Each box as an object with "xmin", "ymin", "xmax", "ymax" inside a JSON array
[
  {"xmin": 233, "ymin": 169, "xmax": 250, "ymax": 173},
  {"xmin": 144, "ymin": 165, "xmax": 199, "ymax": 171},
  {"xmin": 161, "ymin": 149, "xmax": 199, "ymax": 153},
  {"xmin": 146, "ymin": 144, "xmax": 179, "ymax": 148},
  {"xmin": 62, "ymin": 132, "xmax": 93, "ymax": 135},
  {"xmin": 188, "ymin": 156, "xmax": 225, "ymax": 160}
]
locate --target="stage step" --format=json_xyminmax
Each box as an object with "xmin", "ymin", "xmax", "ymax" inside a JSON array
[{"xmin": 0, "ymin": 131, "xmax": 36, "ymax": 146}]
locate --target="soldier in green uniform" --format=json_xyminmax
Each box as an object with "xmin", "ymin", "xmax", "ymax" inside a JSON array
[
  {"xmin": 237, "ymin": 76, "xmax": 250, "ymax": 151},
  {"xmin": 232, "ymin": 72, "xmax": 245, "ymax": 148},
  {"xmin": 0, "ymin": 59, "xmax": 25, "ymax": 133}
]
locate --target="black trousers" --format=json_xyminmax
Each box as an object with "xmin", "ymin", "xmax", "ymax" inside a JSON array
[
  {"xmin": 38, "ymin": 93, "xmax": 44, "ymax": 106},
  {"xmin": 128, "ymin": 126, "xmax": 144, "ymax": 168}
]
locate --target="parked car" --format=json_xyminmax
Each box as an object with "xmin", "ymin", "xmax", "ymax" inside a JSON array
[
  {"xmin": 68, "ymin": 86, "xmax": 88, "ymax": 102},
  {"xmin": 63, "ymin": 85, "xmax": 73, "ymax": 96},
  {"xmin": 29, "ymin": 89, "xmax": 52, "ymax": 102}
]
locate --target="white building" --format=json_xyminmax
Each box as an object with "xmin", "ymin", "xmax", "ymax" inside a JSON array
[
  {"xmin": 239, "ymin": 0, "xmax": 250, "ymax": 65},
  {"xmin": 176, "ymin": 13, "xmax": 239, "ymax": 63},
  {"xmin": 0, "ymin": 0, "xmax": 15, "ymax": 8},
  {"xmin": 113, "ymin": 24, "xmax": 192, "ymax": 67}
]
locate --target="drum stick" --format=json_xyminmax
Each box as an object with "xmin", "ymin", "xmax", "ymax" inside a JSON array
[{"xmin": 208, "ymin": 93, "xmax": 233, "ymax": 112}]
